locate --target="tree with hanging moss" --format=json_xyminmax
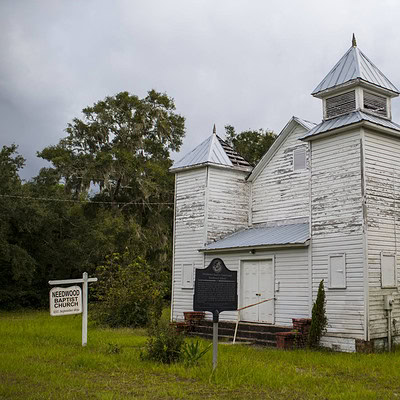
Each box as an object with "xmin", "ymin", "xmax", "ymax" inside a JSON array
[{"xmin": 308, "ymin": 280, "xmax": 328, "ymax": 348}]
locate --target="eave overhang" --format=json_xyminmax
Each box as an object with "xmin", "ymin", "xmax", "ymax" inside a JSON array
[
  {"xmin": 199, "ymin": 240, "xmax": 310, "ymax": 253},
  {"xmin": 301, "ymin": 118, "xmax": 400, "ymax": 142},
  {"xmin": 313, "ymin": 78, "xmax": 399, "ymax": 99}
]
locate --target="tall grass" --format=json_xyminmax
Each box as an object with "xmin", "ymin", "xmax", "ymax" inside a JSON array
[{"xmin": 1, "ymin": 311, "xmax": 400, "ymax": 399}]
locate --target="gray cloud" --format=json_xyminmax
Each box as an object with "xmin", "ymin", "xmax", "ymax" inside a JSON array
[{"xmin": 1, "ymin": 0, "xmax": 400, "ymax": 179}]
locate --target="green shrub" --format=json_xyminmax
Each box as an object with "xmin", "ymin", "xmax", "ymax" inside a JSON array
[
  {"xmin": 92, "ymin": 251, "xmax": 164, "ymax": 328},
  {"xmin": 141, "ymin": 318, "xmax": 184, "ymax": 364},
  {"xmin": 308, "ymin": 279, "xmax": 328, "ymax": 348}
]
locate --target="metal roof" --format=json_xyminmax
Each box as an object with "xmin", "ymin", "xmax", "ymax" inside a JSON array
[
  {"xmin": 202, "ymin": 223, "xmax": 310, "ymax": 251},
  {"xmin": 171, "ymin": 133, "xmax": 251, "ymax": 171},
  {"xmin": 294, "ymin": 117, "xmax": 317, "ymax": 131},
  {"xmin": 312, "ymin": 44, "xmax": 399, "ymax": 96},
  {"xmin": 301, "ymin": 111, "xmax": 400, "ymax": 140}
]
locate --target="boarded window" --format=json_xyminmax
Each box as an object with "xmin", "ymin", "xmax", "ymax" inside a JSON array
[
  {"xmin": 182, "ymin": 264, "xmax": 194, "ymax": 289},
  {"xmin": 364, "ymin": 91, "xmax": 387, "ymax": 117},
  {"xmin": 381, "ymin": 253, "xmax": 396, "ymax": 288},
  {"xmin": 328, "ymin": 254, "xmax": 346, "ymax": 289},
  {"xmin": 326, "ymin": 91, "xmax": 356, "ymax": 118},
  {"xmin": 293, "ymin": 148, "xmax": 306, "ymax": 171}
]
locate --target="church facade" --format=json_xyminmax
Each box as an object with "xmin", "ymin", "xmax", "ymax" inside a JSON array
[{"xmin": 170, "ymin": 37, "xmax": 400, "ymax": 351}]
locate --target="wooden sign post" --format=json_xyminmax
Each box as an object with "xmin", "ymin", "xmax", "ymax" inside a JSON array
[
  {"xmin": 49, "ymin": 272, "xmax": 97, "ymax": 346},
  {"xmin": 193, "ymin": 258, "xmax": 237, "ymax": 370}
]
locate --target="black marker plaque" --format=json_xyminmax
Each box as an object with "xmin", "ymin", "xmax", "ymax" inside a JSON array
[{"xmin": 193, "ymin": 258, "xmax": 237, "ymax": 319}]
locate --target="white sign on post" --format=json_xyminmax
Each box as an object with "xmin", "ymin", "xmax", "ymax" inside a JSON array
[
  {"xmin": 49, "ymin": 272, "xmax": 97, "ymax": 346},
  {"xmin": 49, "ymin": 286, "xmax": 82, "ymax": 316}
]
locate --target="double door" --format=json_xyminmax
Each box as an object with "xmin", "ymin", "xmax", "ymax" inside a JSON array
[{"xmin": 240, "ymin": 259, "xmax": 274, "ymax": 323}]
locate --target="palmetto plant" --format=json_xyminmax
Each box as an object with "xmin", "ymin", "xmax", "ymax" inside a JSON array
[{"xmin": 181, "ymin": 340, "xmax": 212, "ymax": 366}]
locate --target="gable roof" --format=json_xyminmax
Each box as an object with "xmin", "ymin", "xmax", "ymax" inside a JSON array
[
  {"xmin": 301, "ymin": 110, "xmax": 400, "ymax": 141},
  {"xmin": 247, "ymin": 116, "xmax": 316, "ymax": 182},
  {"xmin": 201, "ymin": 222, "xmax": 310, "ymax": 252},
  {"xmin": 312, "ymin": 44, "xmax": 399, "ymax": 97},
  {"xmin": 170, "ymin": 133, "xmax": 251, "ymax": 172}
]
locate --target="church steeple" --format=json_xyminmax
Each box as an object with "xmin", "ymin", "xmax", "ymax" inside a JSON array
[{"xmin": 312, "ymin": 37, "xmax": 399, "ymax": 121}]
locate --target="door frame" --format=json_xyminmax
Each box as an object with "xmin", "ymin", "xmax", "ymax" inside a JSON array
[{"xmin": 238, "ymin": 256, "xmax": 275, "ymax": 324}]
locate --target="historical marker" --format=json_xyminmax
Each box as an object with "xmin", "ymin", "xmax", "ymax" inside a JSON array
[
  {"xmin": 193, "ymin": 258, "xmax": 237, "ymax": 370},
  {"xmin": 194, "ymin": 258, "xmax": 237, "ymax": 315}
]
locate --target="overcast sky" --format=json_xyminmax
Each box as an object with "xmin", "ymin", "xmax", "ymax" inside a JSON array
[{"xmin": 2, "ymin": 0, "xmax": 400, "ymax": 179}]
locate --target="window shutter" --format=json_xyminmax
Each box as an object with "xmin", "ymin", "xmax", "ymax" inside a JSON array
[
  {"xmin": 293, "ymin": 148, "xmax": 306, "ymax": 171},
  {"xmin": 328, "ymin": 254, "xmax": 346, "ymax": 289},
  {"xmin": 326, "ymin": 91, "xmax": 356, "ymax": 118},
  {"xmin": 381, "ymin": 253, "xmax": 396, "ymax": 288},
  {"xmin": 182, "ymin": 264, "xmax": 194, "ymax": 289},
  {"xmin": 363, "ymin": 91, "xmax": 387, "ymax": 117}
]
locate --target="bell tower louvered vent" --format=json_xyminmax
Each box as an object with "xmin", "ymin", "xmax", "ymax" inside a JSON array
[
  {"xmin": 363, "ymin": 91, "xmax": 387, "ymax": 117},
  {"xmin": 325, "ymin": 91, "xmax": 356, "ymax": 119}
]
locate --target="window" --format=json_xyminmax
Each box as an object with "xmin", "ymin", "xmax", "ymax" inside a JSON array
[
  {"xmin": 325, "ymin": 91, "xmax": 356, "ymax": 119},
  {"xmin": 363, "ymin": 91, "xmax": 387, "ymax": 117},
  {"xmin": 182, "ymin": 264, "xmax": 194, "ymax": 289},
  {"xmin": 381, "ymin": 253, "xmax": 397, "ymax": 288},
  {"xmin": 328, "ymin": 254, "xmax": 346, "ymax": 289},
  {"xmin": 293, "ymin": 148, "xmax": 306, "ymax": 171}
]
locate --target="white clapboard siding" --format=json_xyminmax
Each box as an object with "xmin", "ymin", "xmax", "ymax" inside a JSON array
[
  {"xmin": 172, "ymin": 168, "xmax": 207, "ymax": 321},
  {"xmin": 251, "ymin": 124, "xmax": 310, "ymax": 224},
  {"xmin": 204, "ymin": 247, "xmax": 310, "ymax": 326},
  {"xmin": 311, "ymin": 129, "xmax": 365, "ymax": 340},
  {"xmin": 172, "ymin": 166, "xmax": 250, "ymax": 322},
  {"xmin": 206, "ymin": 167, "xmax": 249, "ymax": 243},
  {"xmin": 364, "ymin": 129, "xmax": 400, "ymax": 340}
]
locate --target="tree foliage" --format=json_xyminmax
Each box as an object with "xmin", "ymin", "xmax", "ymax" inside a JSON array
[
  {"xmin": 0, "ymin": 90, "xmax": 185, "ymax": 314},
  {"xmin": 92, "ymin": 252, "xmax": 164, "ymax": 327},
  {"xmin": 38, "ymin": 90, "xmax": 185, "ymax": 206},
  {"xmin": 224, "ymin": 125, "xmax": 276, "ymax": 166}
]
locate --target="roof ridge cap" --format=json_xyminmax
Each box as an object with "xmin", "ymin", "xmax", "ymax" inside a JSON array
[{"xmin": 353, "ymin": 46, "xmax": 361, "ymax": 77}]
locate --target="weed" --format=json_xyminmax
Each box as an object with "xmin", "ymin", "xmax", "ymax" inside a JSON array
[
  {"xmin": 141, "ymin": 318, "xmax": 184, "ymax": 363},
  {"xmin": 106, "ymin": 342, "xmax": 122, "ymax": 354},
  {"xmin": 182, "ymin": 340, "xmax": 211, "ymax": 366}
]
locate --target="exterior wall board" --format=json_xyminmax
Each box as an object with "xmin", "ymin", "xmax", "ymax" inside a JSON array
[
  {"xmin": 206, "ymin": 167, "xmax": 249, "ymax": 243},
  {"xmin": 311, "ymin": 129, "xmax": 365, "ymax": 340},
  {"xmin": 251, "ymin": 125, "xmax": 310, "ymax": 225},
  {"xmin": 172, "ymin": 169, "xmax": 206, "ymax": 321},
  {"xmin": 364, "ymin": 129, "xmax": 400, "ymax": 340},
  {"xmin": 172, "ymin": 166, "xmax": 249, "ymax": 321}
]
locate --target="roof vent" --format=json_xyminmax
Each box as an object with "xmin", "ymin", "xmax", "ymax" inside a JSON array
[
  {"xmin": 363, "ymin": 91, "xmax": 387, "ymax": 117},
  {"xmin": 325, "ymin": 91, "xmax": 356, "ymax": 119}
]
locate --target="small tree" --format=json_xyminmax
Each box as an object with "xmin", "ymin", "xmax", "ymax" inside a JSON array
[
  {"xmin": 308, "ymin": 280, "xmax": 328, "ymax": 348},
  {"xmin": 92, "ymin": 251, "xmax": 164, "ymax": 327}
]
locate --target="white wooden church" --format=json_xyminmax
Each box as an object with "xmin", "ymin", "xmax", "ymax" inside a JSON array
[{"xmin": 170, "ymin": 37, "xmax": 400, "ymax": 352}]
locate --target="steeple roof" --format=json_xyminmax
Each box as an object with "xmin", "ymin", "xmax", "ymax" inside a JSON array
[
  {"xmin": 170, "ymin": 129, "xmax": 251, "ymax": 172},
  {"xmin": 312, "ymin": 38, "xmax": 399, "ymax": 97}
]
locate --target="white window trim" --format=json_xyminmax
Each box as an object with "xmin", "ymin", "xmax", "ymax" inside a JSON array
[
  {"xmin": 293, "ymin": 147, "xmax": 306, "ymax": 171},
  {"xmin": 181, "ymin": 263, "xmax": 194, "ymax": 289},
  {"xmin": 328, "ymin": 254, "xmax": 346, "ymax": 289},
  {"xmin": 380, "ymin": 252, "xmax": 397, "ymax": 289}
]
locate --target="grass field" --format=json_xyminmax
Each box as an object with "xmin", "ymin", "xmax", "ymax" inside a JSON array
[{"xmin": 1, "ymin": 311, "xmax": 400, "ymax": 399}]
